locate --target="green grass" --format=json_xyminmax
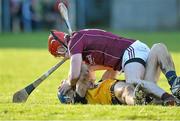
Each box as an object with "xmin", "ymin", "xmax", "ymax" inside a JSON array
[{"xmin": 0, "ymin": 31, "xmax": 180, "ymax": 120}]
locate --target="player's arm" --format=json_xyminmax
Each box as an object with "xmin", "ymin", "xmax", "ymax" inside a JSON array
[
  {"xmin": 101, "ymin": 70, "xmax": 119, "ymax": 80},
  {"xmin": 68, "ymin": 53, "xmax": 82, "ymax": 87},
  {"xmin": 88, "ymin": 70, "xmax": 96, "ymax": 82}
]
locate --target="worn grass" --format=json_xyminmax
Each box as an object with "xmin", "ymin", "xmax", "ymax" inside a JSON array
[{"xmin": 0, "ymin": 31, "xmax": 180, "ymax": 120}]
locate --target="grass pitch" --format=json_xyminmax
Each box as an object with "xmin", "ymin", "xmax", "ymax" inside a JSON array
[{"xmin": 0, "ymin": 31, "xmax": 180, "ymax": 120}]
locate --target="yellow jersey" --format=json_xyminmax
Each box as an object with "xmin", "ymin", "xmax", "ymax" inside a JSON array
[{"xmin": 85, "ymin": 79, "xmax": 121, "ymax": 105}]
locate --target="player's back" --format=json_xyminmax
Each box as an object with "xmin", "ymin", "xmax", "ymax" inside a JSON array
[{"xmin": 69, "ymin": 29, "xmax": 135, "ymax": 71}]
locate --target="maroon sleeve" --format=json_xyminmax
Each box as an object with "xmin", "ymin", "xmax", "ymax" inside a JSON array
[{"xmin": 68, "ymin": 32, "xmax": 84, "ymax": 56}]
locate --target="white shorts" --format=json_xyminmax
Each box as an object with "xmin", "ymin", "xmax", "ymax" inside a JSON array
[{"xmin": 122, "ymin": 40, "xmax": 150, "ymax": 70}]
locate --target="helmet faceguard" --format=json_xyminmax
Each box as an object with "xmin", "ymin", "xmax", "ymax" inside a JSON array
[
  {"xmin": 57, "ymin": 79, "xmax": 88, "ymax": 104},
  {"xmin": 57, "ymin": 80, "xmax": 75, "ymax": 104},
  {"xmin": 57, "ymin": 89, "xmax": 75, "ymax": 104}
]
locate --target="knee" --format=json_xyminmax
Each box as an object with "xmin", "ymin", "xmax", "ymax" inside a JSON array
[
  {"xmin": 149, "ymin": 43, "xmax": 168, "ymax": 59},
  {"xmin": 151, "ymin": 43, "xmax": 167, "ymax": 52}
]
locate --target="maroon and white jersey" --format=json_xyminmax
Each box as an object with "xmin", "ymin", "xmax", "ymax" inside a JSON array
[{"xmin": 68, "ymin": 29, "xmax": 135, "ymax": 71}]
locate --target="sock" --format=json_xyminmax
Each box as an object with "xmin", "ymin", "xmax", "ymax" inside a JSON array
[{"xmin": 165, "ymin": 71, "xmax": 177, "ymax": 87}]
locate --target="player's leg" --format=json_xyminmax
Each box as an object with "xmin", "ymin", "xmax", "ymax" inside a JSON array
[
  {"xmin": 114, "ymin": 81, "xmax": 150, "ymax": 105},
  {"xmin": 114, "ymin": 81, "xmax": 135, "ymax": 105},
  {"xmin": 145, "ymin": 43, "xmax": 180, "ymax": 98},
  {"xmin": 101, "ymin": 70, "xmax": 119, "ymax": 80},
  {"xmin": 124, "ymin": 63, "xmax": 167, "ymax": 98},
  {"xmin": 135, "ymin": 43, "xmax": 176, "ymax": 105},
  {"xmin": 145, "ymin": 43, "xmax": 175, "ymax": 82},
  {"xmin": 76, "ymin": 63, "xmax": 95, "ymax": 97},
  {"xmin": 123, "ymin": 41, "xmax": 168, "ymax": 100},
  {"xmin": 144, "ymin": 46, "xmax": 161, "ymax": 83}
]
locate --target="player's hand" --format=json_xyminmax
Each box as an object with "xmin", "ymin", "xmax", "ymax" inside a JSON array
[
  {"xmin": 58, "ymin": 79, "xmax": 76, "ymax": 104},
  {"xmin": 58, "ymin": 80, "xmax": 72, "ymax": 95}
]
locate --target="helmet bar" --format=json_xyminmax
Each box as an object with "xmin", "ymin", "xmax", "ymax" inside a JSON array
[{"xmin": 50, "ymin": 30, "xmax": 68, "ymax": 49}]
